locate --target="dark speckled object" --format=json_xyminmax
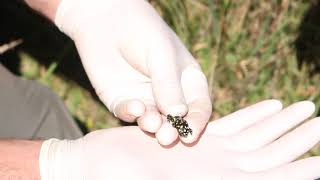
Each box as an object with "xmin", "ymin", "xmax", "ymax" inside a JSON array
[{"xmin": 167, "ymin": 114, "xmax": 192, "ymax": 137}]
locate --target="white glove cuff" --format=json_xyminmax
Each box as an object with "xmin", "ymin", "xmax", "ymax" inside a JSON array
[
  {"xmin": 39, "ymin": 138, "xmax": 84, "ymax": 180},
  {"xmin": 55, "ymin": 0, "xmax": 116, "ymax": 39}
]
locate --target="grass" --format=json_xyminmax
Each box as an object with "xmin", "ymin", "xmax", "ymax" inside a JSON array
[{"xmin": 4, "ymin": 0, "xmax": 320, "ymax": 155}]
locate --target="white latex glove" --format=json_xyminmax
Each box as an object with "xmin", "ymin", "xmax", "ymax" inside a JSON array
[
  {"xmin": 40, "ymin": 100, "xmax": 320, "ymax": 180},
  {"xmin": 54, "ymin": 0, "xmax": 212, "ymax": 145}
]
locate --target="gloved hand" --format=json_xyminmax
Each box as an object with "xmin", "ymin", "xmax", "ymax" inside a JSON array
[
  {"xmin": 39, "ymin": 100, "xmax": 320, "ymax": 180},
  {"xmin": 54, "ymin": 0, "xmax": 212, "ymax": 145}
]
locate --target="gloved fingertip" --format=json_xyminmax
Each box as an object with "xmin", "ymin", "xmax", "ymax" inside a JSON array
[
  {"xmin": 138, "ymin": 113, "xmax": 162, "ymax": 133},
  {"xmin": 179, "ymin": 115, "xmax": 207, "ymax": 144},
  {"xmin": 155, "ymin": 123, "xmax": 179, "ymax": 146},
  {"xmin": 180, "ymin": 130, "xmax": 200, "ymax": 144}
]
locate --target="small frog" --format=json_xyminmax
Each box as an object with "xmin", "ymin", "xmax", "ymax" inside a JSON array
[{"xmin": 167, "ymin": 114, "xmax": 192, "ymax": 137}]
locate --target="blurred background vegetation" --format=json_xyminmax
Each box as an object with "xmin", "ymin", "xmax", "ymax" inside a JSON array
[{"xmin": 1, "ymin": 0, "xmax": 320, "ymax": 155}]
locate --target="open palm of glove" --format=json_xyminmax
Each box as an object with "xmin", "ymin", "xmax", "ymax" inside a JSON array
[
  {"xmin": 54, "ymin": 0, "xmax": 212, "ymax": 145},
  {"xmin": 40, "ymin": 100, "xmax": 320, "ymax": 180}
]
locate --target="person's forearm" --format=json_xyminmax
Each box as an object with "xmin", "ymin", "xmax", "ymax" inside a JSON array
[
  {"xmin": 0, "ymin": 140, "xmax": 42, "ymax": 180},
  {"xmin": 24, "ymin": 0, "xmax": 61, "ymax": 20}
]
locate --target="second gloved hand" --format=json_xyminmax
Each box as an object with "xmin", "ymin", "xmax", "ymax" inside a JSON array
[
  {"xmin": 54, "ymin": 0, "xmax": 212, "ymax": 145},
  {"xmin": 39, "ymin": 100, "xmax": 320, "ymax": 180}
]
